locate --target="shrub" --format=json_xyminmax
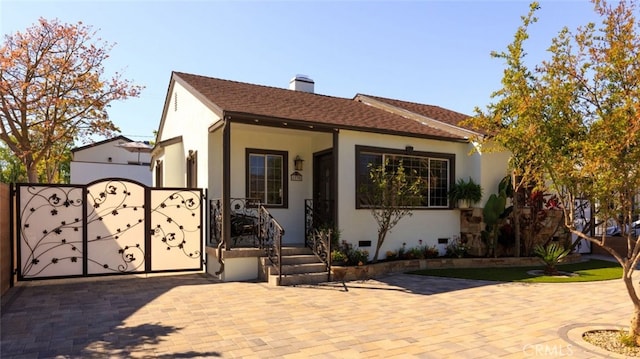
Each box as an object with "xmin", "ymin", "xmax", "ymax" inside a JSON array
[
  {"xmin": 405, "ymin": 247, "xmax": 424, "ymax": 259},
  {"xmin": 385, "ymin": 250, "xmax": 397, "ymax": 260},
  {"xmin": 533, "ymin": 242, "xmax": 570, "ymax": 275},
  {"xmin": 330, "ymin": 250, "xmax": 348, "ymax": 265},
  {"xmin": 445, "ymin": 238, "xmax": 468, "ymax": 258},
  {"xmin": 347, "ymin": 248, "xmax": 369, "ymax": 266},
  {"xmin": 330, "ymin": 241, "xmax": 369, "ymax": 266},
  {"xmin": 423, "ymin": 245, "xmax": 439, "ymax": 258}
]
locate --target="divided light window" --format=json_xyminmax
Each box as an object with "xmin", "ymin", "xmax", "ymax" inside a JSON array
[
  {"xmin": 246, "ymin": 149, "xmax": 288, "ymax": 208},
  {"xmin": 356, "ymin": 146, "xmax": 454, "ymax": 209}
]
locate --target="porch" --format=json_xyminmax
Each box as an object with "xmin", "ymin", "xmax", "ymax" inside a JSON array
[{"xmin": 206, "ymin": 197, "xmax": 334, "ymax": 284}]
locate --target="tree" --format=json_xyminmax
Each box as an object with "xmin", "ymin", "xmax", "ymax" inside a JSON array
[
  {"xmin": 0, "ymin": 142, "xmax": 26, "ymax": 183},
  {"xmin": 0, "ymin": 18, "xmax": 142, "ymax": 183},
  {"xmin": 466, "ymin": 0, "xmax": 640, "ymax": 344},
  {"xmin": 362, "ymin": 160, "xmax": 422, "ymax": 263},
  {"xmin": 37, "ymin": 140, "xmax": 72, "ymax": 183}
]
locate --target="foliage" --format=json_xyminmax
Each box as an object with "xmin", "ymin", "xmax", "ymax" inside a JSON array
[
  {"xmin": 448, "ymin": 177, "xmax": 483, "ymax": 206},
  {"xmin": 410, "ymin": 259, "xmax": 622, "ymax": 283},
  {"xmin": 362, "ymin": 159, "xmax": 423, "ymax": 262},
  {"xmin": 330, "ymin": 250, "xmax": 348, "ymax": 265},
  {"xmin": 331, "ymin": 241, "xmax": 369, "ymax": 266},
  {"xmin": 402, "ymin": 246, "xmax": 425, "ymax": 260},
  {"xmin": 347, "ymin": 248, "xmax": 369, "ymax": 266},
  {"xmin": 0, "ymin": 18, "xmax": 143, "ymax": 182},
  {"xmin": 533, "ymin": 242, "xmax": 571, "ymax": 275},
  {"xmin": 445, "ymin": 237, "xmax": 469, "ymax": 258},
  {"xmin": 314, "ymin": 225, "xmax": 341, "ymax": 250},
  {"xmin": 387, "ymin": 242, "xmax": 439, "ymax": 261},
  {"xmin": 463, "ymin": 0, "xmax": 640, "ymax": 343},
  {"xmin": 423, "ymin": 245, "xmax": 439, "ymax": 258},
  {"xmin": 618, "ymin": 330, "xmax": 638, "ymax": 348},
  {"xmin": 0, "ymin": 142, "xmax": 26, "ymax": 183},
  {"xmin": 482, "ymin": 187, "xmax": 508, "ymax": 257}
]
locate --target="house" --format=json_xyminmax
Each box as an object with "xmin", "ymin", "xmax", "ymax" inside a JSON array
[
  {"xmin": 152, "ymin": 72, "xmax": 510, "ymax": 282},
  {"xmin": 70, "ymin": 135, "xmax": 153, "ymax": 186}
]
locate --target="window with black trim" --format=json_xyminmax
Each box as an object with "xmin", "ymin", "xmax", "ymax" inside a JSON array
[
  {"xmin": 356, "ymin": 145, "xmax": 454, "ymax": 209},
  {"xmin": 187, "ymin": 150, "xmax": 197, "ymax": 188},
  {"xmin": 246, "ymin": 149, "xmax": 288, "ymax": 207}
]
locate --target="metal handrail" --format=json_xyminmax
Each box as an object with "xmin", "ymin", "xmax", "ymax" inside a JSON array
[
  {"xmin": 304, "ymin": 199, "xmax": 333, "ymax": 281},
  {"xmin": 258, "ymin": 205, "xmax": 285, "ymax": 283},
  {"xmin": 210, "ymin": 198, "xmax": 261, "ymax": 249}
]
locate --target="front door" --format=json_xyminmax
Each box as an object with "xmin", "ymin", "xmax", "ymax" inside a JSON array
[{"xmin": 313, "ymin": 150, "xmax": 335, "ymax": 229}]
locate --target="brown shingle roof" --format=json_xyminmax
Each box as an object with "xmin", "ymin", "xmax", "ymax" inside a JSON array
[
  {"xmin": 357, "ymin": 94, "xmax": 472, "ymax": 128},
  {"xmin": 173, "ymin": 72, "xmax": 470, "ymax": 141}
]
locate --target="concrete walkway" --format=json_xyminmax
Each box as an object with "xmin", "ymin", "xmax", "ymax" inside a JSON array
[{"xmin": 0, "ymin": 267, "xmax": 634, "ymax": 358}]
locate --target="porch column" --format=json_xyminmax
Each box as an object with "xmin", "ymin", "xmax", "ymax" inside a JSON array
[
  {"xmin": 223, "ymin": 118, "xmax": 231, "ymax": 250},
  {"xmin": 332, "ymin": 130, "xmax": 339, "ymax": 231}
]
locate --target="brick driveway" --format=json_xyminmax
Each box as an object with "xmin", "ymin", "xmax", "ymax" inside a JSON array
[{"xmin": 0, "ymin": 270, "xmax": 633, "ymax": 358}]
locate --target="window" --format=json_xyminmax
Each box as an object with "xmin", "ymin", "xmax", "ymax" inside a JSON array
[
  {"xmin": 155, "ymin": 160, "xmax": 163, "ymax": 187},
  {"xmin": 355, "ymin": 145, "xmax": 454, "ymax": 209},
  {"xmin": 186, "ymin": 150, "xmax": 197, "ymax": 188},
  {"xmin": 246, "ymin": 149, "xmax": 288, "ymax": 207}
]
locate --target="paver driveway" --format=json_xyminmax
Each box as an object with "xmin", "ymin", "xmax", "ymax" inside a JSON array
[{"xmin": 0, "ymin": 270, "xmax": 634, "ymax": 358}]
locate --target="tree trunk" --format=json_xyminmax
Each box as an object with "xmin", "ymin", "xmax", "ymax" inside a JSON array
[
  {"xmin": 372, "ymin": 228, "xmax": 387, "ymax": 263},
  {"xmin": 513, "ymin": 173, "xmax": 521, "ymax": 257},
  {"xmin": 630, "ymin": 307, "xmax": 640, "ymax": 346},
  {"xmin": 622, "ymin": 265, "xmax": 640, "ymax": 344},
  {"xmin": 26, "ymin": 165, "xmax": 38, "ymax": 183}
]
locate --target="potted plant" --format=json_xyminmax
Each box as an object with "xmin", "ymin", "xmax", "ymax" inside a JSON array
[{"xmin": 449, "ymin": 177, "xmax": 483, "ymax": 209}]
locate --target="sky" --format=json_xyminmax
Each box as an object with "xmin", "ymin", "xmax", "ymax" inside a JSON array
[{"xmin": 2, "ymin": 0, "xmax": 601, "ymax": 143}]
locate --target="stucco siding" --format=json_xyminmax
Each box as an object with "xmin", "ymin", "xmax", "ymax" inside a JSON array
[
  {"xmin": 158, "ymin": 82, "xmax": 221, "ymax": 189},
  {"xmin": 73, "ymin": 139, "xmax": 150, "ymax": 164},
  {"xmin": 229, "ymin": 123, "xmax": 332, "ymax": 244},
  {"xmin": 336, "ymin": 130, "xmax": 478, "ymax": 259},
  {"xmin": 163, "ymin": 141, "xmax": 186, "ymax": 187},
  {"xmin": 479, "ymin": 151, "xmax": 511, "ymax": 201},
  {"xmin": 70, "ymin": 162, "xmax": 152, "ymax": 186},
  {"xmin": 208, "ymin": 129, "xmax": 224, "ymax": 200}
]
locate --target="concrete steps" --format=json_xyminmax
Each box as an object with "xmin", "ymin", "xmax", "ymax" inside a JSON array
[{"xmin": 261, "ymin": 246, "xmax": 330, "ymax": 286}]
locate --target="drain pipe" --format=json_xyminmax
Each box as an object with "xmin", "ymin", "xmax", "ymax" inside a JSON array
[
  {"xmin": 215, "ymin": 116, "xmax": 231, "ymax": 276},
  {"xmin": 215, "ymin": 240, "xmax": 225, "ymax": 275}
]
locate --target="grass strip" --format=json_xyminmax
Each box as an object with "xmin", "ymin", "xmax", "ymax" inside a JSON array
[{"xmin": 408, "ymin": 259, "xmax": 622, "ymax": 283}]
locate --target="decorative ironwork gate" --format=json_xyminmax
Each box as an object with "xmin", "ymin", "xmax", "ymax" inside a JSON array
[{"xmin": 15, "ymin": 179, "xmax": 203, "ymax": 280}]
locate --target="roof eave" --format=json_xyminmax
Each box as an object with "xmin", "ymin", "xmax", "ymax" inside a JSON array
[{"xmin": 224, "ymin": 111, "xmax": 468, "ymax": 142}]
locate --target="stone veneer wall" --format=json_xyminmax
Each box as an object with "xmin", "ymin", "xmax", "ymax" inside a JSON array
[
  {"xmin": 330, "ymin": 254, "xmax": 581, "ymax": 282},
  {"xmin": 459, "ymin": 208, "xmax": 485, "ymax": 256},
  {"xmin": 459, "ymin": 207, "xmax": 566, "ymax": 257}
]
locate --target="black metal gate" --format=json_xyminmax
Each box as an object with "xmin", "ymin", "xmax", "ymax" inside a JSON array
[{"xmin": 14, "ymin": 179, "xmax": 203, "ymax": 280}]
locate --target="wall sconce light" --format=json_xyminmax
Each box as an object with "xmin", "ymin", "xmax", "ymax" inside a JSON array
[
  {"xmin": 405, "ymin": 145, "xmax": 414, "ymax": 153},
  {"xmin": 294, "ymin": 155, "xmax": 304, "ymax": 171}
]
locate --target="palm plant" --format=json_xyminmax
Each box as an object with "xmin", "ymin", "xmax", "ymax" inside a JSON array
[{"xmin": 533, "ymin": 243, "xmax": 571, "ymax": 276}]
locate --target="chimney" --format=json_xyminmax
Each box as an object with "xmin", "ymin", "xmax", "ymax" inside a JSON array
[{"xmin": 289, "ymin": 74, "xmax": 314, "ymax": 93}]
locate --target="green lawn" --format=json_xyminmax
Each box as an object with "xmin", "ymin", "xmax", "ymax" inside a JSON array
[{"xmin": 408, "ymin": 259, "xmax": 622, "ymax": 283}]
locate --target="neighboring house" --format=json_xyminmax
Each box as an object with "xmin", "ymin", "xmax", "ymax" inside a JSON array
[
  {"xmin": 152, "ymin": 72, "xmax": 510, "ymax": 281},
  {"xmin": 70, "ymin": 135, "xmax": 153, "ymax": 186}
]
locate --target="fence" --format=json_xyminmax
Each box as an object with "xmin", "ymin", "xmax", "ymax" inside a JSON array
[
  {"xmin": 14, "ymin": 179, "xmax": 204, "ymax": 280},
  {"xmin": 0, "ymin": 183, "xmax": 11, "ymax": 294}
]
